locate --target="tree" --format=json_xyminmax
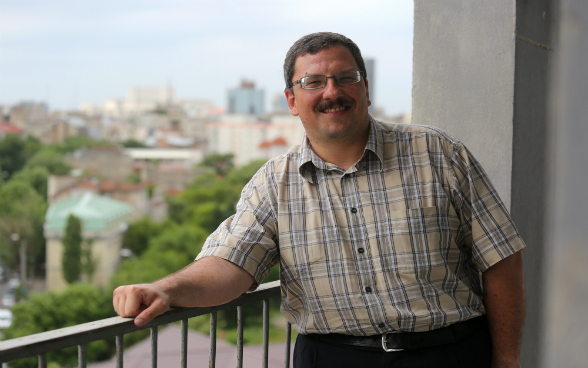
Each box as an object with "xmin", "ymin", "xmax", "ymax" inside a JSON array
[
  {"xmin": 10, "ymin": 166, "xmax": 50, "ymax": 200},
  {"xmin": 0, "ymin": 134, "xmax": 40, "ymax": 179},
  {"xmin": 2, "ymin": 284, "xmax": 115, "ymax": 368},
  {"xmin": 0, "ymin": 181, "xmax": 47, "ymax": 272},
  {"xmin": 81, "ymin": 239, "xmax": 98, "ymax": 282},
  {"xmin": 198, "ymin": 153, "xmax": 235, "ymax": 177},
  {"xmin": 122, "ymin": 138, "xmax": 148, "ymax": 148},
  {"xmin": 61, "ymin": 214, "xmax": 82, "ymax": 284},
  {"xmin": 121, "ymin": 217, "xmax": 167, "ymax": 257},
  {"xmin": 111, "ymin": 224, "xmax": 208, "ymax": 288},
  {"xmin": 25, "ymin": 149, "xmax": 71, "ymax": 175}
]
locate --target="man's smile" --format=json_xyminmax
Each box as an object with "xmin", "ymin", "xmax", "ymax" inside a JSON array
[{"xmin": 317, "ymin": 97, "xmax": 353, "ymax": 114}]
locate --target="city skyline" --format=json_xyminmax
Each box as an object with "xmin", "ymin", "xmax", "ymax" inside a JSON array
[{"xmin": 0, "ymin": 0, "xmax": 414, "ymax": 116}]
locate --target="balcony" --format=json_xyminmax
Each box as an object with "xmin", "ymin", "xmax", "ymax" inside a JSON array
[{"xmin": 0, "ymin": 280, "xmax": 291, "ymax": 368}]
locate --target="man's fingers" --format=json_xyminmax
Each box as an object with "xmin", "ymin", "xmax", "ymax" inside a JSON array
[
  {"xmin": 134, "ymin": 299, "xmax": 168, "ymax": 327},
  {"xmin": 113, "ymin": 284, "xmax": 170, "ymax": 325}
]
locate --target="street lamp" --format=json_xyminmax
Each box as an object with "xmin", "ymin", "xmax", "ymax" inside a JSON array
[{"xmin": 10, "ymin": 233, "xmax": 26, "ymax": 287}]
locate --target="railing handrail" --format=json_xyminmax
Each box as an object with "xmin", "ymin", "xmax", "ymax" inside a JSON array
[{"xmin": 0, "ymin": 280, "xmax": 281, "ymax": 364}]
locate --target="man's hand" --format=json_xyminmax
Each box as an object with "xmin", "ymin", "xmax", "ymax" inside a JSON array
[
  {"xmin": 482, "ymin": 250, "xmax": 525, "ymax": 368},
  {"xmin": 113, "ymin": 283, "xmax": 170, "ymax": 327},
  {"xmin": 112, "ymin": 256, "xmax": 256, "ymax": 327}
]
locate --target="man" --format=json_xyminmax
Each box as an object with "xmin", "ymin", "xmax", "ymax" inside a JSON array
[{"xmin": 113, "ymin": 32, "xmax": 525, "ymax": 368}]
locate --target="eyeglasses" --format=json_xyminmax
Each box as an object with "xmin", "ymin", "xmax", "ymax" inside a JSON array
[{"xmin": 292, "ymin": 70, "xmax": 364, "ymax": 90}]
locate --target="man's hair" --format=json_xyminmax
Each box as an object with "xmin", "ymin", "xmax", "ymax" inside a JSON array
[{"xmin": 283, "ymin": 32, "xmax": 367, "ymax": 91}]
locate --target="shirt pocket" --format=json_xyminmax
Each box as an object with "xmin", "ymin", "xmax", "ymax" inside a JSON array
[{"xmin": 388, "ymin": 206, "xmax": 461, "ymax": 269}]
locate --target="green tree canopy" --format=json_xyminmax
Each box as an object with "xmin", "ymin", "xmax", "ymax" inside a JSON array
[
  {"xmin": 0, "ymin": 134, "xmax": 41, "ymax": 179},
  {"xmin": 48, "ymin": 135, "xmax": 113, "ymax": 154},
  {"xmin": 198, "ymin": 153, "xmax": 235, "ymax": 177},
  {"xmin": 62, "ymin": 214, "xmax": 82, "ymax": 284},
  {"xmin": 10, "ymin": 166, "xmax": 50, "ymax": 200},
  {"xmin": 111, "ymin": 224, "xmax": 208, "ymax": 287},
  {"xmin": 25, "ymin": 149, "xmax": 71, "ymax": 175},
  {"xmin": 2, "ymin": 284, "xmax": 116, "ymax": 368},
  {"xmin": 170, "ymin": 159, "xmax": 266, "ymax": 233},
  {"xmin": 0, "ymin": 180, "xmax": 47, "ymax": 271},
  {"xmin": 121, "ymin": 138, "xmax": 148, "ymax": 148},
  {"xmin": 121, "ymin": 217, "xmax": 167, "ymax": 257}
]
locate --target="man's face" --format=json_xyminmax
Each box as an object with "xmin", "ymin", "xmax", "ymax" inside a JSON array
[{"xmin": 285, "ymin": 44, "xmax": 371, "ymax": 144}]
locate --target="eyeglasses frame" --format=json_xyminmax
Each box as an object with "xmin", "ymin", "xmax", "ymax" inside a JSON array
[{"xmin": 291, "ymin": 70, "xmax": 365, "ymax": 90}]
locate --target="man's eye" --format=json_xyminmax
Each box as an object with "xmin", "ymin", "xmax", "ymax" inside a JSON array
[
  {"xmin": 338, "ymin": 77, "xmax": 356, "ymax": 83},
  {"xmin": 305, "ymin": 78, "xmax": 323, "ymax": 86}
]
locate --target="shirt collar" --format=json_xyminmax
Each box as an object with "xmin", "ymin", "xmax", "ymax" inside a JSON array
[{"xmin": 298, "ymin": 115, "xmax": 384, "ymax": 184}]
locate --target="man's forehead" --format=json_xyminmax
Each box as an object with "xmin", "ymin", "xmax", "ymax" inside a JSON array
[{"xmin": 292, "ymin": 45, "xmax": 357, "ymax": 76}]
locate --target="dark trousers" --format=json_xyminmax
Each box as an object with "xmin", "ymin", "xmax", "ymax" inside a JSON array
[{"xmin": 293, "ymin": 323, "xmax": 492, "ymax": 368}]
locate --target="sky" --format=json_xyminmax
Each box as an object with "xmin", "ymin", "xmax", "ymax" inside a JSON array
[{"xmin": 0, "ymin": 0, "xmax": 414, "ymax": 116}]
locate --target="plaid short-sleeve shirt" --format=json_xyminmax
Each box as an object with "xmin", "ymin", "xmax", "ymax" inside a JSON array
[{"xmin": 196, "ymin": 117, "xmax": 525, "ymax": 335}]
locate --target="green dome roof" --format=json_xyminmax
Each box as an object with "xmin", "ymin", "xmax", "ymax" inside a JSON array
[{"xmin": 46, "ymin": 192, "xmax": 133, "ymax": 232}]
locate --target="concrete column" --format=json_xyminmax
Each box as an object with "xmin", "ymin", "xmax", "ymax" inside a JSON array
[
  {"xmin": 412, "ymin": 0, "xmax": 516, "ymax": 206},
  {"xmin": 413, "ymin": 1, "xmax": 556, "ymax": 366},
  {"xmin": 542, "ymin": 0, "xmax": 588, "ymax": 366},
  {"xmin": 511, "ymin": 1, "xmax": 556, "ymax": 366}
]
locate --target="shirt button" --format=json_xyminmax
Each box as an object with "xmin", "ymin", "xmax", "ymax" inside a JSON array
[
  {"xmin": 358, "ymin": 248, "xmax": 365, "ymax": 254},
  {"xmin": 351, "ymin": 207, "xmax": 357, "ymax": 213},
  {"xmin": 365, "ymin": 287, "xmax": 372, "ymax": 293},
  {"xmin": 379, "ymin": 323, "xmax": 386, "ymax": 328}
]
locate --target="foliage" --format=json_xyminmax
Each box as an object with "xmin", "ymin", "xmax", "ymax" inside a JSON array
[
  {"xmin": 198, "ymin": 153, "xmax": 235, "ymax": 177},
  {"xmin": 111, "ymin": 223, "xmax": 208, "ymax": 288},
  {"xmin": 121, "ymin": 217, "xmax": 167, "ymax": 257},
  {"xmin": 48, "ymin": 135, "xmax": 113, "ymax": 154},
  {"xmin": 2, "ymin": 284, "xmax": 116, "ymax": 368},
  {"xmin": 170, "ymin": 160, "xmax": 266, "ymax": 233},
  {"xmin": 125, "ymin": 171, "xmax": 141, "ymax": 184},
  {"xmin": 62, "ymin": 214, "xmax": 82, "ymax": 284},
  {"xmin": 0, "ymin": 134, "xmax": 41, "ymax": 179},
  {"xmin": 0, "ymin": 180, "xmax": 47, "ymax": 271},
  {"xmin": 25, "ymin": 148, "xmax": 71, "ymax": 175},
  {"xmin": 10, "ymin": 166, "xmax": 50, "ymax": 200},
  {"xmin": 82, "ymin": 239, "xmax": 99, "ymax": 282},
  {"xmin": 121, "ymin": 138, "xmax": 148, "ymax": 148}
]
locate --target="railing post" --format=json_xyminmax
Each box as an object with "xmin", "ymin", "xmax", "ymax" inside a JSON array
[
  {"xmin": 285, "ymin": 322, "xmax": 291, "ymax": 368},
  {"xmin": 78, "ymin": 344, "xmax": 87, "ymax": 368},
  {"xmin": 116, "ymin": 335, "xmax": 123, "ymax": 368},
  {"xmin": 150, "ymin": 326, "xmax": 158, "ymax": 368},
  {"xmin": 237, "ymin": 306, "xmax": 244, "ymax": 368},
  {"xmin": 181, "ymin": 319, "xmax": 188, "ymax": 368},
  {"xmin": 38, "ymin": 353, "xmax": 47, "ymax": 368},
  {"xmin": 209, "ymin": 312, "xmax": 217, "ymax": 368},
  {"xmin": 263, "ymin": 299, "xmax": 269, "ymax": 368}
]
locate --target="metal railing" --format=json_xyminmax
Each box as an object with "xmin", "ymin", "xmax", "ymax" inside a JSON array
[{"xmin": 0, "ymin": 280, "xmax": 290, "ymax": 368}]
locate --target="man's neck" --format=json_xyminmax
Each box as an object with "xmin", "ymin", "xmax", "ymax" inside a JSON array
[{"xmin": 307, "ymin": 131, "xmax": 369, "ymax": 171}]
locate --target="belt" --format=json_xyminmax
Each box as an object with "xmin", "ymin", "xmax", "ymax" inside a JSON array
[{"xmin": 313, "ymin": 316, "xmax": 487, "ymax": 352}]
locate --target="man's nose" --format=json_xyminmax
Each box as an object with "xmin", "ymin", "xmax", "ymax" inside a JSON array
[{"xmin": 322, "ymin": 77, "xmax": 344, "ymax": 99}]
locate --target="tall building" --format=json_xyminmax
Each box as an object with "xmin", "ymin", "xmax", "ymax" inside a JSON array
[
  {"xmin": 125, "ymin": 86, "xmax": 174, "ymax": 115},
  {"xmin": 227, "ymin": 80, "xmax": 265, "ymax": 115},
  {"xmin": 364, "ymin": 58, "xmax": 375, "ymax": 113}
]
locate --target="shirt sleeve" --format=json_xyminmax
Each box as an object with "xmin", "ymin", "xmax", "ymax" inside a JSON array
[
  {"xmin": 448, "ymin": 142, "xmax": 526, "ymax": 272},
  {"xmin": 195, "ymin": 165, "xmax": 279, "ymax": 290}
]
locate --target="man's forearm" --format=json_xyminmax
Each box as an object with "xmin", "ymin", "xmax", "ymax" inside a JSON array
[
  {"xmin": 154, "ymin": 256, "xmax": 256, "ymax": 308},
  {"xmin": 114, "ymin": 256, "xmax": 255, "ymax": 326},
  {"xmin": 482, "ymin": 250, "xmax": 525, "ymax": 367}
]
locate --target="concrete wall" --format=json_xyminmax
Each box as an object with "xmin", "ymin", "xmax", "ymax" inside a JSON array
[
  {"xmin": 542, "ymin": 0, "xmax": 588, "ymax": 366},
  {"xmin": 510, "ymin": 1, "xmax": 557, "ymax": 366},
  {"xmin": 413, "ymin": 0, "xmax": 558, "ymax": 365},
  {"xmin": 412, "ymin": 0, "xmax": 516, "ymax": 207}
]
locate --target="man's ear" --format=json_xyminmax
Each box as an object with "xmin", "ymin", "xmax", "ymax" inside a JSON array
[
  {"xmin": 365, "ymin": 79, "xmax": 372, "ymax": 107},
  {"xmin": 285, "ymin": 89, "xmax": 299, "ymax": 116}
]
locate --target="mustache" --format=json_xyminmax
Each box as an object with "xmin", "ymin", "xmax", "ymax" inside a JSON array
[{"xmin": 316, "ymin": 98, "xmax": 352, "ymax": 111}]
